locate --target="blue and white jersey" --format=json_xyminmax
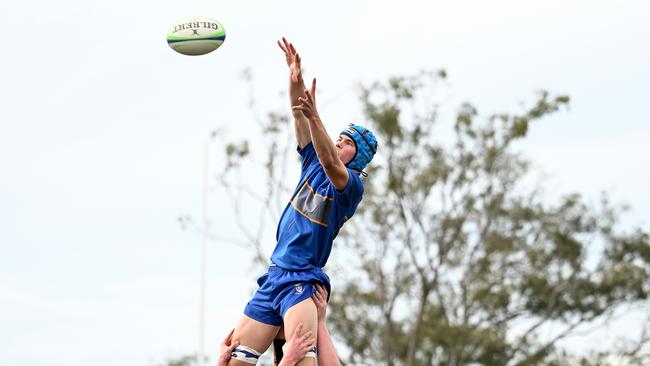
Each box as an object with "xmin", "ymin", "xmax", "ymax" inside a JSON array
[{"xmin": 270, "ymin": 143, "xmax": 364, "ymax": 270}]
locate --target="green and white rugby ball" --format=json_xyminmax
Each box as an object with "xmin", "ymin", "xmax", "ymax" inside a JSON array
[{"xmin": 167, "ymin": 17, "xmax": 226, "ymax": 56}]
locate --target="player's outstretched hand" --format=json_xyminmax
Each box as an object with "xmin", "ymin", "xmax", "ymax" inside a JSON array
[
  {"xmin": 279, "ymin": 323, "xmax": 315, "ymax": 366},
  {"xmin": 292, "ymin": 78, "xmax": 319, "ymax": 120},
  {"xmin": 312, "ymin": 283, "xmax": 329, "ymax": 323},
  {"xmin": 277, "ymin": 37, "xmax": 302, "ymax": 83},
  {"xmin": 216, "ymin": 328, "xmax": 239, "ymax": 366}
]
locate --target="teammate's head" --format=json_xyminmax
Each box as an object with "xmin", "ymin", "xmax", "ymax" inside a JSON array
[{"xmin": 338, "ymin": 123, "xmax": 378, "ymax": 171}]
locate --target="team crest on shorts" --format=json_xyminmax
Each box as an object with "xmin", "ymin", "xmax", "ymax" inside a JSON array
[{"xmin": 294, "ymin": 283, "xmax": 304, "ymax": 294}]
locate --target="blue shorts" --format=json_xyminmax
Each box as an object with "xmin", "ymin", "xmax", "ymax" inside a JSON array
[{"xmin": 243, "ymin": 266, "xmax": 331, "ymax": 326}]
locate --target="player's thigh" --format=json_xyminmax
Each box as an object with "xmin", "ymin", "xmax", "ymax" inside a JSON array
[
  {"xmin": 228, "ymin": 314, "xmax": 279, "ymax": 366},
  {"xmin": 283, "ymin": 298, "xmax": 318, "ymax": 366},
  {"xmin": 276, "ymin": 325, "xmax": 285, "ymax": 340}
]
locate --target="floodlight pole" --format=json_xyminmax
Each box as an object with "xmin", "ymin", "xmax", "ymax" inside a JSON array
[{"xmin": 198, "ymin": 142, "xmax": 208, "ymax": 366}]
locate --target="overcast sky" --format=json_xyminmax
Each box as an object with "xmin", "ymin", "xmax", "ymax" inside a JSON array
[{"xmin": 1, "ymin": 1, "xmax": 649, "ymax": 365}]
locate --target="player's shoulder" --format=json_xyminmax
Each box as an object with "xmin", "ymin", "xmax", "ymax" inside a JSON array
[
  {"xmin": 298, "ymin": 142, "xmax": 315, "ymax": 155},
  {"xmin": 347, "ymin": 169, "xmax": 365, "ymax": 186}
]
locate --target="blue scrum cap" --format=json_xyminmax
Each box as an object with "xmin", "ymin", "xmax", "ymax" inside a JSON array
[{"xmin": 340, "ymin": 123, "xmax": 378, "ymax": 172}]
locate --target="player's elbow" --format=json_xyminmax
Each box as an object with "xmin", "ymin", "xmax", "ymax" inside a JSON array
[
  {"xmin": 323, "ymin": 165, "xmax": 349, "ymax": 192},
  {"xmin": 321, "ymin": 160, "xmax": 337, "ymax": 171},
  {"xmin": 320, "ymin": 152, "xmax": 343, "ymax": 171}
]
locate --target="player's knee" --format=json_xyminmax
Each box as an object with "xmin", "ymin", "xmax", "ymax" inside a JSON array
[{"xmin": 230, "ymin": 345, "xmax": 262, "ymax": 365}]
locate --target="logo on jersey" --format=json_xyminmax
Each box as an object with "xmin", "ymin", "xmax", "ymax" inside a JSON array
[{"xmin": 295, "ymin": 283, "xmax": 304, "ymax": 295}]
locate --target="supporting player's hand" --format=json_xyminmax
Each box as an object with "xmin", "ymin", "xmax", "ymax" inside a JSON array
[
  {"xmin": 217, "ymin": 328, "xmax": 239, "ymax": 366},
  {"xmin": 292, "ymin": 78, "xmax": 319, "ymax": 121},
  {"xmin": 278, "ymin": 37, "xmax": 302, "ymax": 83},
  {"xmin": 279, "ymin": 323, "xmax": 315, "ymax": 366},
  {"xmin": 312, "ymin": 283, "xmax": 329, "ymax": 324}
]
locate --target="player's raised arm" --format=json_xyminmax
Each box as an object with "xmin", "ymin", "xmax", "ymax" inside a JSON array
[
  {"xmin": 278, "ymin": 37, "xmax": 311, "ymax": 149},
  {"xmin": 292, "ymin": 78, "xmax": 350, "ymax": 191}
]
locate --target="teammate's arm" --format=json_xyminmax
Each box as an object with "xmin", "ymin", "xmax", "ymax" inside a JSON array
[
  {"xmin": 292, "ymin": 78, "xmax": 349, "ymax": 191},
  {"xmin": 278, "ymin": 323, "xmax": 315, "ymax": 366},
  {"xmin": 312, "ymin": 284, "xmax": 341, "ymax": 366},
  {"xmin": 278, "ymin": 38, "xmax": 311, "ymax": 149},
  {"xmin": 216, "ymin": 329, "xmax": 239, "ymax": 366}
]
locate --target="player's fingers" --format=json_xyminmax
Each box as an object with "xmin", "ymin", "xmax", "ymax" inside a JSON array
[
  {"xmin": 278, "ymin": 40, "xmax": 287, "ymax": 53},
  {"xmin": 313, "ymin": 288, "xmax": 322, "ymax": 302},
  {"xmin": 298, "ymin": 330, "xmax": 313, "ymax": 343},
  {"xmin": 222, "ymin": 328, "xmax": 234, "ymax": 345},
  {"xmin": 291, "ymin": 323, "xmax": 304, "ymax": 340},
  {"xmin": 302, "ymin": 340, "xmax": 316, "ymax": 351},
  {"xmin": 314, "ymin": 293, "xmax": 324, "ymax": 306},
  {"xmin": 227, "ymin": 339, "xmax": 240, "ymax": 352},
  {"xmin": 311, "ymin": 78, "xmax": 317, "ymax": 99},
  {"xmin": 302, "ymin": 91, "xmax": 311, "ymax": 106},
  {"xmin": 320, "ymin": 284, "xmax": 328, "ymax": 299},
  {"xmin": 317, "ymin": 283, "xmax": 327, "ymax": 298},
  {"xmin": 300, "ymin": 340, "xmax": 313, "ymax": 351},
  {"xmin": 304, "ymin": 88, "xmax": 314, "ymax": 103},
  {"xmin": 298, "ymin": 94, "xmax": 313, "ymax": 109},
  {"xmin": 281, "ymin": 40, "xmax": 291, "ymax": 54}
]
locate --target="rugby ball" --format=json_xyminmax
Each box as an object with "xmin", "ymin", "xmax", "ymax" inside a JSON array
[{"xmin": 167, "ymin": 17, "xmax": 226, "ymax": 56}]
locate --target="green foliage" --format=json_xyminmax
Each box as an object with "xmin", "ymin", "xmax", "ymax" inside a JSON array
[
  {"xmin": 212, "ymin": 70, "xmax": 650, "ymax": 365},
  {"xmin": 329, "ymin": 72, "xmax": 649, "ymax": 365}
]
